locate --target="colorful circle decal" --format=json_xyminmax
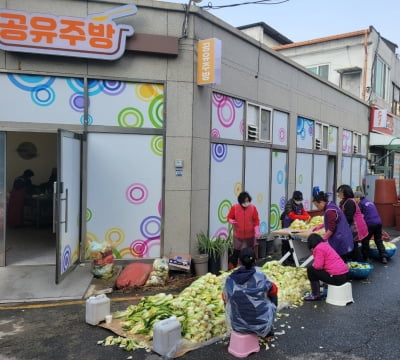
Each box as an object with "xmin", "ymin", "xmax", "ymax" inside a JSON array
[
  {"xmin": 213, "ymin": 227, "xmax": 229, "ymax": 239},
  {"xmin": 298, "ymin": 174, "xmax": 303, "ymax": 184},
  {"xmin": 61, "ymin": 245, "xmax": 72, "ymax": 273},
  {"xmin": 279, "ymin": 128, "xmax": 286, "ymax": 142},
  {"xmin": 158, "ymin": 199, "xmax": 162, "ymax": 216},
  {"xmin": 150, "ymin": 135, "xmax": 163, "ymax": 156},
  {"xmin": 148, "ymin": 94, "xmax": 164, "ymax": 129},
  {"xmin": 30, "ymin": 86, "xmax": 55, "ymax": 106},
  {"xmin": 105, "ymin": 227, "xmax": 125, "ymax": 247},
  {"xmin": 269, "ymin": 203, "xmax": 281, "ymax": 230},
  {"xmin": 234, "ymin": 182, "xmax": 242, "ymax": 196},
  {"xmin": 217, "ymin": 98, "xmax": 235, "ymax": 128},
  {"xmin": 130, "ymin": 239, "xmax": 149, "ymax": 257},
  {"xmin": 277, "ymin": 170, "xmax": 284, "ymax": 184},
  {"xmin": 126, "ymin": 183, "xmax": 148, "ymax": 205},
  {"xmin": 86, "ymin": 208, "xmax": 93, "ymax": 222},
  {"xmin": 211, "ymin": 143, "xmax": 227, "ymax": 162},
  {"xmin": 211, "ymin": 128, "xmax": 220, "ymax": 138},
  {"xmin": 66, "ymin": 78, "xmax": 85, "ymax": 94},
  {"xmin": 218, "ymin": 200, "xmax": 232, "ymax": 223},
  {"xmin": 117, "ymin": 107, "xmax": 144, "ymax": 127},
  {"xmin": 80, "ymin": 114, "xmax": 94, "ymax": 125},
  {"xmin": 69, "ymin": 93, "xmax": 85, "ymax": 112},
  {"xmin": 135, "ymin": 84, "xmax": 161, "ymax": 101},
  {"xmin": 7, "ymin": 74, "xmax": 55, "ymax": 91},
  {"xmin": 102, "ymin": 80, "xmax": 126, "ymax": 96},
  {"xmin": 87, "ymin": 79, "xmax": 105, "ymax": 96},
  {"xmin": 140, "ymin": 216, "xmax": 161, "ymax": 240},
  {"xmin": 86, "ymin": 232, "xmax": 100, "ymax": 246},
  {"xmin": 232, "ymin": 98, "xmax": 244, "ymax": 108},
  {"xmin": 259, "ymin": 221, "xmax": 267, "ymax": 234},
  {"xmin": 279, "ymin": 196, "xmax": 286, "ymax": 211},
  {"xmin": 240, "ymin": 120, "xmax": 244, "ymax": 136}
]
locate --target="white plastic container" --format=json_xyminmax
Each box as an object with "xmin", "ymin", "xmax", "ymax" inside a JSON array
[
  {"xmin": 152, "ymin": 316, "xmax": 182, "ymax": 356},
  {"xmin": 85, "ymin": 294, "xmax": 111, "ymax": 325}
]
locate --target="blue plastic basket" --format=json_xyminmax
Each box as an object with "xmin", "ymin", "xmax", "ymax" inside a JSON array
[
  {"xmin": 369, "ymin": 246, "xmax": 397, "ymax": 259},
  {"xmin": 347, "ymin": 262, "xmax": 374, "ymax": 279}
]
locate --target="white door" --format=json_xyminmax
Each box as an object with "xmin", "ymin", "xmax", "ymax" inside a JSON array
[{"xmin": 55, "ymin": 130, "xmax": 82, "ymax": 283}]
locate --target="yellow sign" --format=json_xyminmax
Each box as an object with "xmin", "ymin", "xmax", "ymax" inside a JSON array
[
  {"xmin": 197, "ymin": 38, "xmax": 221, "ymax": 85},
  {"xmin": 0, "ymin": 5, "xmax": 136, "ymax": 60}
]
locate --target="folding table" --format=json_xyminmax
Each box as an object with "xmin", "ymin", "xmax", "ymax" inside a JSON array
[{"xmin": 271, "ymin": 228, "xmax": 314, "ymax": 267}]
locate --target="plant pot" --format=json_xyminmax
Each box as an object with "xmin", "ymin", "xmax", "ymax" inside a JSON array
[
  {"xmin": 220, "ymin": 250, "xmax": 229, "ymax": 271},
  {"xmin": 208, "ymin": 254, "xmax": 221, "ymax": 275},
  {"xmin": 257, "ymin": 238, "xmax": 267, "ymax": 258},
  {"xmin": 192, "ymin": 254, "xmax": 209, "ymax": 276}
]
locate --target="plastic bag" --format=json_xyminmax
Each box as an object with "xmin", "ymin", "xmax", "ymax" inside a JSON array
[
  {"xmin": 87, "ymin": 241, "xmax": 114, "ymax": 279},
  {"xmin": 145, "ymin": 258, "xmax": 169, "ymax": 286}
]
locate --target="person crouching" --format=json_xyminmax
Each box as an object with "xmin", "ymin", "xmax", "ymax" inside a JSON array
[{"xmin": 304, "ymin": 233, "xmax": 350, "ymax": 301}]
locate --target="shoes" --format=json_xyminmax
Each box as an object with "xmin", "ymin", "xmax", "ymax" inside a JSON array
[
  {"xmin": 303, "ymin": 294, "xmax": 321, "ymax": 301},
  {"xmin": 381, "ymin": 257, "xmax": 388, "ymax": 264}
]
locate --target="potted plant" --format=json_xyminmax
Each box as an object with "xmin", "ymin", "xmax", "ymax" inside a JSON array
[{"xmin": 196, "ymin": 232, "xmax": 228, "ymax": 274}]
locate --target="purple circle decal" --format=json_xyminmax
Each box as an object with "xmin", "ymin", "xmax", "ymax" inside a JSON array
[
  {"xmin": 140, "ymin": 216, "xmax": 161, "ymax": 240},
  {"xmin": 126, "ymin": 183, "xmax": 148, "ymax": 204},
  {"xmin": 212, "ymin": 143, "xmax": 228, "ymax": 162}
]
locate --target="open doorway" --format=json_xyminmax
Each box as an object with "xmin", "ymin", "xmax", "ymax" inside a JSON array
[{"xmin": 6, "ymin": 131, "xmax": 57, "ymax": 266}]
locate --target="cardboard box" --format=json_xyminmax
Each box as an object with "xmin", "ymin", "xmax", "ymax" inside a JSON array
[{"xmin": 168, "ymin": 252, "xmax": 191, "ymax": 272}]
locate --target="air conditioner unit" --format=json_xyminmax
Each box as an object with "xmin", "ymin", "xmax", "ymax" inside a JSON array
[
  {"xmin": 247, "ymin": 125, "xmax": 258, "ymax": 141},
  {"xmin": 315, "ymin": 138, "xmax": 321, "ymax": 150},
  {"xmin": 353, "ymin": 145, "xmax": 358, "ymax": 154}
]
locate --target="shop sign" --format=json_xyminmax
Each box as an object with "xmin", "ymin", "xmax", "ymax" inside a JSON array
[
  {"xmin": 197, "ymin": 38, "xmax": 221, "ymax": 85},
  {"xmin": 0, "ymin": 5, "xmax": 136, "ymax": 60},
  {"xmin": 370, "ymin": 107, "xmax": 393, "ymax": 135}
]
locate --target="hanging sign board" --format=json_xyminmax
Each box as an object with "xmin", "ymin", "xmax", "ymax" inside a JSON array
[
  {"xmin": 197, "ymin": 38, "xmax": 221, "ymax": 85},
  {"xmin": 0, "ymin": 5, "xmax": 136, "ymax": 60},
  {"xmin": 370, "ymin": 107, "xmax": 393, "ymax": 135}
]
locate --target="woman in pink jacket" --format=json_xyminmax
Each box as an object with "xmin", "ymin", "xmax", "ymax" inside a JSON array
[
  {"xmin": 227, "ymin": 191, "xmax": 260, "ymax": 268},
  {"xmin": 304, "ymin": 233, "xmax": 350, "ymax": 301}
]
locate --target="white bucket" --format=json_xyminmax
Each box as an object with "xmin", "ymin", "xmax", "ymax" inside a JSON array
[
  {"xmin": 85, "ymin": 294, "xmax": 111, "ymax": 325},
  {"xmin": 152, "ymin": 316, "xmax": 182, "ymax": 356}
]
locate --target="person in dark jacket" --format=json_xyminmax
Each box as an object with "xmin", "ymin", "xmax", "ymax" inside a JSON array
[
  {"xmin": 7, "ymin": 169, "xmax": 37, "ymax": 228},
  {"xmin": 336, "ymin": 184, "xmax": 368, "ymax": 262},
  {"xmin": 223, "ymin": 247, "xmax": 277, "ymax": 339},
  {"xmin": 312, "ymin": 191, "xmax": 354, "ymax": 261},
  {"xmin": 354, "ymin": 191, "xmax": 389, "ymax": 264},
  {"xmin": 280, "ymin": 191, "xmax": 311, "ymax": 264}
]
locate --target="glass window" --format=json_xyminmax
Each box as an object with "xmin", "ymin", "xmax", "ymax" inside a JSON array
[
  {"xmin": 392, "ymin": 84, "xmax": 400, "ymax": 116},
  {"xmin": 307, "ymin": 65, "xmax": 329, "ymax": 80},
  {"xmin": 374, "ymin": 58, "xmax": 389, "ymax": 100},
  {"xmin": 260, "ymin": 109, "xmax": 271, "ymax": 141}
]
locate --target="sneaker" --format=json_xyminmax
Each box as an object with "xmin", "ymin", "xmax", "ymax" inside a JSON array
[
  {"xmin": 303, "ymin": 294, "xmax": 321, "ymax": 301},
  {"xmin": 381, "ymin": 257, "xmax": 388, "ymax": 264}
]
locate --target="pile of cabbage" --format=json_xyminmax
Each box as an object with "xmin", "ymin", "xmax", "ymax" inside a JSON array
[{"xmin": 98, "ymin": 261, "xmax": 310, "ymax": 351}]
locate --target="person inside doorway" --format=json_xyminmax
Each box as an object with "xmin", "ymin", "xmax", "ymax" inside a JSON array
[{"xmin": 7, "ymin": 169, "xmax": 38, "ymax": 228}]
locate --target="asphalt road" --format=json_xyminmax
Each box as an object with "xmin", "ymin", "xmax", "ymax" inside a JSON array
[{"xmin": 1, "ymin": 240, "xmax": 399, "ymax": 360}]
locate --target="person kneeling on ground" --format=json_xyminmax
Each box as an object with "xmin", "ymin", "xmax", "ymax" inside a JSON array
[
  {"xmin": 223, "ymin": 248, "xmax": 277, "ymax": 339},
  {"xmin": 304, "ymin": 233, "xmax": 350, "ymax": 301}
]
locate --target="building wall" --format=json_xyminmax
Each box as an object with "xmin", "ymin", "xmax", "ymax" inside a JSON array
[{"xmin": 0, "ymin": 0, "xmax": 370, "ymax": 261}]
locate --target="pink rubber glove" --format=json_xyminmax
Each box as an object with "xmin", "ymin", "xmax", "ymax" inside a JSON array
[
  {"xmin": 254, "ymin": 226, "xmax": 261, "ymax": 239},
  {"xmin": 312, "ymin": 224, "xmax": 324, "ymax": 232},
  {"xmin": 228, "ymin": 219, "xmax": 237, "ymax": 225},
  {"xmin": 322, "ymin": 233, "xmax": 330, "ymax": 241}
]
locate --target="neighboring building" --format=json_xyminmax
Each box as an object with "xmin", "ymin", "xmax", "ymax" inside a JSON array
[
  {"xmin": 0, "ymin": 0, "xmax": 368, "ymax": 286},
  {"xmin": 271, "ymin": 26, "xmax": 400, "ymax": 192}
]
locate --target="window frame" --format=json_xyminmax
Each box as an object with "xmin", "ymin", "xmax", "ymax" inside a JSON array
[{"xmin": 245, "ymin": 102, "xmax": 272, "ymax": 143}]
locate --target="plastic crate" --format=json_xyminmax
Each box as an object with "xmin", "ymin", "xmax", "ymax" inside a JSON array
[{"xmin": 347, "ymin": 262, "xmax": 374, "ymax": 279}]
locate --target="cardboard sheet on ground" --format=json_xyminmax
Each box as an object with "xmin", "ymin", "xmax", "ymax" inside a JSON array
[{"xmin": 99, "ymin": 317, "xmax": 225, "ymax": 358}]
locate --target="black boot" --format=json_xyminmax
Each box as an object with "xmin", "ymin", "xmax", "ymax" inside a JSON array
[
  {"xmin": 375, "ymin": 239, "xmax": 389, "ymax": 264},
  {"xmin": 304, "ymin": 281, "xmax": 321, "ymax": 301}
]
